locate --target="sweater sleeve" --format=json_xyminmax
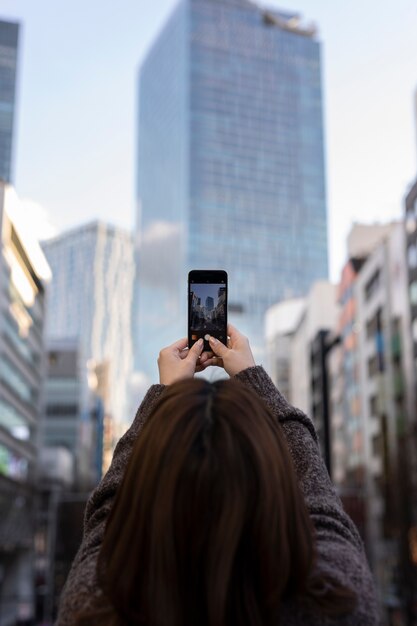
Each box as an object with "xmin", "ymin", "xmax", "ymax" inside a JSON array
[
  {"xmin": 55, "ymin": 383, "xmax": 165, "ymax": 626},
  {"xmin": 235, "ymin": 366, "xmax": 381, "ymax": 626}
]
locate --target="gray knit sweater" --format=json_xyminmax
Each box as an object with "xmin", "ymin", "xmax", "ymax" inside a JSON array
[{"xmin": 55, "ymin": 366, "xmax": 381, "ymax": 625}]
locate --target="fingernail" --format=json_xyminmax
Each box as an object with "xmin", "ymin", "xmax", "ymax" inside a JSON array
[
  {"xmin": 198, "ymin": 338, "xmax": 203, "ymax": 346},
  {"xmin": 209, "ymin": 336, "xmax": 217, "ymax": 344}
]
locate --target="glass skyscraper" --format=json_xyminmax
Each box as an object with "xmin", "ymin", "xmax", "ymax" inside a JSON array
[
  {"xmin": 0, "ymin": 20, "xmax": 19, "ymax": 183},
  {"xmin": 135, "ymin": 0, "xmax": 328, "ymax": 381}
]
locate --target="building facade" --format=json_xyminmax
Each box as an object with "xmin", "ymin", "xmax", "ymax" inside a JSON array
[
  {"xmin": 42, "ymin": 222, "xmax": 135, "ymax": 438},
  {"xmin": 354, "ymin": 221, "xmax": 416, "ymax": 620},
  {"xmin": 335, "ymin": 257, "xmax": 367, "ymax": 537},
  {"xmin": 0, "ymin": 20, "xmax": 19, "ymax": 184},
  {"xmin": 0, "ymin": 183, "xmax": 51, "ymax": 625},
  {"xmin": 41, "ymin": 339, "xmax": 105, "ymax": 489},
  {"xmin": 265, "ymin": 297, "xmax": 305, "ymax": 400},
  {"xmin": 135, "ymin": 0, "xmax": 328, "ymax": 381},
  {"xmin": 289, "ymin": 281, "xmax": 339, "ymax": 414},
  {"xmin": 36, "ymin": 339, "xmax": 107, "ymax": 622}
]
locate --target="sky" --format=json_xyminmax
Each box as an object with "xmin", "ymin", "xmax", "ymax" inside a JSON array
[{"xmin": 1, "ymin": 0, "xmax": 417, "ymax": 283}]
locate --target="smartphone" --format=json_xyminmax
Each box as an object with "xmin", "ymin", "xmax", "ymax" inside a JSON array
[{"xmin": 188, "ymin": 270, "xmax": 228, "ymax": 352}]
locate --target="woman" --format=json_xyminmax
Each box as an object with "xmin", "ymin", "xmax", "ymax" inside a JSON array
[{"xmin": 56, "ymin": 325, "xmax": 380, "ymax": 626}]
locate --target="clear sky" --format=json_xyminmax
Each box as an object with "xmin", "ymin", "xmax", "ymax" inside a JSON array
[{"xmin": 1, "ymin": 0, "xmax": 417, "ymax": 282}]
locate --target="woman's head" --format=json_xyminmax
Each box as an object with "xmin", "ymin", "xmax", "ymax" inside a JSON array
[{"xmin": 95, "ymin": 378, "xmax": 355, "ymax": 626}]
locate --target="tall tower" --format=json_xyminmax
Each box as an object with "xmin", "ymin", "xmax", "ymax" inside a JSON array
[
  {"xmin": 0, "ymin": 19, "xmax": 19, "ymax": 183},
  {"xmin": 135, "ymin": 0, "xmax": 328, "ymax": 380}
]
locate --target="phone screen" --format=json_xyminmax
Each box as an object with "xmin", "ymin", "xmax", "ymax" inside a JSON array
[{"xmin": 188, "ymin": 270, "xmax": 227, "ymax": 351}]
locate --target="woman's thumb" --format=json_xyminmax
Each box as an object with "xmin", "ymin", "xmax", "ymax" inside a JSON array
[
  {"xmin": 209, "ymin": 336, "xmax": 227, "ymax": 356},
  {"xmin": 188, "ymin": 338, "xmax": 204, "ymax": 364}
]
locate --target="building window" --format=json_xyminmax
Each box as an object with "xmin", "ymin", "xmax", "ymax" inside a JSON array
[
  {"xmin": 369, "ymin": 395, "xmax": 378, "ymax": 416},
  {"xmin": 0, "ymin": 443, "xmax": 28, "ymax": 481},
  {"xmin": 0, "ymin": 399, "xmax": 30, "ymax": 441},
  {"xmin": 0, "ymin": 359, "xmax": 33, "ymax": 403},
  {"xmin": 406, "ymin": 214, "xmax": 417, "ymax": 235},
  {"xmin": 368, "ymin": 352, "xmax": 384, "ymax": 377},
  {"xmin": 372, "ymin": 432, "xmax": 383, "ymax": 457},
  {"xmin": 365, "ymin": 270, "xmax": 380, "ymax": 301},
  {"xmin": 410, "ymin": 282, "xmax": 417, "ymax": 306},
  {"xmin": 46, "ymin": 404, "xmax": 78, "ymax": 417},
  {"xmin": 409, "ymin": 245, "xmax": 417, "ymax": 269}
]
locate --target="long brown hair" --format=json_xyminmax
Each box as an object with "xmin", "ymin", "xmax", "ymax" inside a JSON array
[{"xmin": 77, "ymin": 378, "xmax": 356, "ymax": 626}]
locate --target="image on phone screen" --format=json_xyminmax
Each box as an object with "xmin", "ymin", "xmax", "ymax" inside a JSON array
[{"xmin": 188, "ymin": 270, "xmax": 227, "ymax": 350}]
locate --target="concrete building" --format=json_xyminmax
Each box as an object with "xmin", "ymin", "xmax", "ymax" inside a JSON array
[
  {"xmin": 331, "ymin": 223, "xmax": 403, "ymax": 543},
  {"xmin": 42, "ymin": 222, "xmax": 135, "ymax": 440},
  {"xmin": 289, "ymin": 281, "xmax": 339, "ymax": 414},
  {"xmin": 0, "ymin": 183, "xmax": 51, "ymax": 625},
  {"xmin": 405, "ymin": 176, "xmax": 417, "ymax": 516},
  {"xmin": 265, "ymin": 298, "xmax": 305, "ymax": 400},
  {"xmin": 355, "ymin": 221, "xmax": 415, "ymax": 617}
]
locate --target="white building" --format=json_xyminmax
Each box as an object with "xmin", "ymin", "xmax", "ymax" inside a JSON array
[
  {"xmin": 289, "ymin": 281, "xmax": 340, "ymax": 414},
  {"xmin": 265, "ymin": 298, "xmax": 305, "ymax": 401},
  {"xmin": 42, "ymin": 222, "xmax": 135, "ymax": 438}
]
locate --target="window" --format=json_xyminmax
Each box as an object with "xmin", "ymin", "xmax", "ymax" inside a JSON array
[
  {"xmin": 0, "ymin": 443, "xmax": 28, "ymax": 481},
  {"xmin": 410, "ymin": 282, "xmax": 417, "ymax": 306},
  {"xmin": 46, "ymin": 404, "xmax": 78, "ymax": 417},
  {"xmin": 368, "ymin": 354, "xmax": 384, "ymax": 377},
  {"xmin": 0, "ymin": 399, "xmax": 30, "ymax": 441},
  {"xmin": 408, "ymin": 245, "xmax": 417, "ymax": 269},
  {"xmin": 365, "ymin": 270, "xmax": 380, "ymax": 301},
  {"xmin": 369, "ymin": 395, "xmax": 378, "ymax": 416},
  {"xmin": 407, "ymin": 214, "xmax": 417, "ymax": 235},
  {"xmin": 0, "ymin": 359, "xmax": 32, "ymax": 403}
]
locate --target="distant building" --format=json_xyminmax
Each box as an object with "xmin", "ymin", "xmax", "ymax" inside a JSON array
[
  {"xmin": 265, "ymin": 298, "xmax": 305, "ymax": 401},
  {"xmin": 332, "ymin": 223, "xmax": 400, "ymax": 541},
  {"xmin": 310, "ymin": 329, "xmax": 341, "ymax": 474},
  {"xmin": 405, "ymin": 176, "xmax": 417, "ymax": 497},
  {"xmin": 289, "ymin": 281, "xmax": 339, "ymax": 414},
  {"xmin": 42, "ymin": 339, "xmax": 105, "ymax": 489},
  {"xmin": 205, "ymin": 296, "xmax": 214, "ymax": 311},
  {"xmin": 354, "ymin": 221, "xmax": 415, "ymax": 617},
  {"xmin": 135, "ymin": 0, "xmax": 329, "ymax": 381},
  {"xmin": 42, "ymin": 222, "xmax": 135, "ymax": 439},
  {"xmin": 0, "ymin": 19, "xmax": 19, "ymax": 183},
  {"xmin": 0, "ymin": 183, "xmax": 51, "ymax": 625},
  {"xmin": 36, "ymin": 339, "xmax": 107, "ymax": 621},
  {"xmin": 334, "ymin": 256, "xmax": 367, "ymax": 536}
]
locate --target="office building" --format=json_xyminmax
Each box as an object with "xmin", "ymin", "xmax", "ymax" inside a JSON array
[
  {"xmin": 36, "ymin": 339, "xmax": 107, "ymax": 621},
  {"xmin": 42, "ymin": 222, "xmax": 135, "ymax": 438},
  {"xmin": 135, "ymin": 0, "xmax": 328, "ymax": 380},
  {"xmin": 0, "ymin": 182, "xmax": 51, "ymax": 625},
  {"xmin": 0, "ymin": 20, "xmax": 19, "ymax": 183}
]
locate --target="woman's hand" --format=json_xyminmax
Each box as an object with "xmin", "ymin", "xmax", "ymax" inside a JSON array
[
  {"xmin": 205, "ymin": 324, "xmax": 255, "ymax": 377},
  {"xmin": 158, "ymin": 337, "xmax": 211, "ymax": 385}
]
